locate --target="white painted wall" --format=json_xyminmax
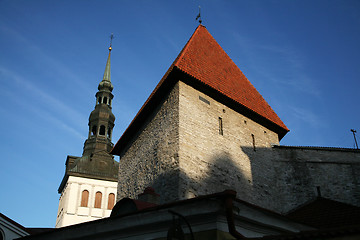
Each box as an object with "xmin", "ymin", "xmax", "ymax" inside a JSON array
[{"xmin": 55, "ymin": 176, "xmax": 117, "ymax": 228}]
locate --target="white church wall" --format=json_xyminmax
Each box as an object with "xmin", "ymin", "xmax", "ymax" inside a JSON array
[{"xmin": 55, "ymin": 176, "xmax": 117, "ymax": 228}]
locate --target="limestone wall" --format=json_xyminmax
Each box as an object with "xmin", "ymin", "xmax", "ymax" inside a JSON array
[
  {"xmin": 117, "ymin": 80, "xmax": 360, "ymax": 213},
  {"xmin": 272, "ymin": 146, "xmax": 360, "ymax": 212},
  {"xmin": 117, "ymin": 83, "xmax": 180, "ymax": 203},
  {"xmin": 178, "ymin": 82, "xmax": 281, "ymax": 207},
  {"xmin": 177, "ymin": 82, "xmax": 360, "ymax": 212}
]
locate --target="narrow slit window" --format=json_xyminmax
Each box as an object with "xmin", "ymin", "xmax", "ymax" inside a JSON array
[
  {"xmin": 252, "ymin": 134, "xmax": 256, "ymax": 151},
  {"xmin": 219, "ymin": 117, "xmax": 223, "ymax": 135}
]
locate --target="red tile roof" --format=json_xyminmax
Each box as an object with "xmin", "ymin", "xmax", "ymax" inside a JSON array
[
  {"xmin": 174, "ymin": 25, "xmax": 288, "ymax": 132},
  {"xmin": 112, "ymin": 25, "xmax": 288, "ymax": 155}
]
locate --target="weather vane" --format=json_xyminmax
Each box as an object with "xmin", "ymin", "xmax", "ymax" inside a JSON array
[
  {"xmin": 196, "ymin": 6, "xmax": 202, "ymax": 24},
  {"xmin": 109, "ymin": 33, "xmax": 114, "ymax": 51},
  {"xmin": 351, "ymin": 129, "xmax": 359, "ymax": 149}
]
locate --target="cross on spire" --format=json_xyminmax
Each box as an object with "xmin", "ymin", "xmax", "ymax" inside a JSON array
[{"xmin": 109, "ymin": 33, "xmax": 114, "ymax": 51}]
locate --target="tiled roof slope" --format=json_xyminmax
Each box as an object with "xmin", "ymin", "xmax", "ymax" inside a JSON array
[{"xmin": 174, "ymin": 25, "xmax": 288, "ymax": 132}]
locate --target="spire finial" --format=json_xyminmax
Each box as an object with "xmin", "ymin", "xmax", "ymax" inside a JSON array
[
  {"xmin": 99, "ymin": 33, "xmax": 114, "ymax": 91},
  {"xmin": 109, "ymin": 33, "xmax": 114, "ymax": 51},
  {"xmin": 196, "ymin": 6, "xmax": 202, "ymax": 24}
]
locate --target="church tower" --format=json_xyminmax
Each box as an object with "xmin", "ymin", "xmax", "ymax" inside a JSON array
[{"xmin": 56, "ymin": 43, "xmax": 118, "ymax": 228}]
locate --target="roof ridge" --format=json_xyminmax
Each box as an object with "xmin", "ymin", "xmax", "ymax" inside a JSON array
[
  {"xmin": 173, "ymin": 25, "xmax": 288, "ymax": 133},
  {"xmin": 174, "ymin": 24, "xmax": 205, "ymax": 66}
]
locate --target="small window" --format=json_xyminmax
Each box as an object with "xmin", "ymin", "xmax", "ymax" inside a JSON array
[
  {"xmin": 199, "ymin": 96, "xmax": 210, "ymax": 105},
  {"xmin": 98, "ymin": 97, "xmax": 102, "ymax": 104},
  {"xmin": 107, "ymin": 127, "xmax": 111, "ymax": 139},
  {"xmin": 103, "ymin": 97, "xmax": 108, "ymax": 104},
  {"xmin": 81, "ymin": 190, "xmax": 89, "ymax": 207},
  {"xmin": 219, "ymin": 117, "xmax": 223, "ymax": 135},
  {"xmin": 108, "ymin": 193, "xmax": 115, "ymax": 210},
  {"xmin": 252, "ymin": 134, "xmax": 256, "ymax": 151},
  {"xmin": 99, "ymin": 125, "xmax": 106, "ymax": 135},
  {"xmin": 91, "ymin": 125, "xmax": 97, "ymax": 135},
  {"xmin": 94, "ymin": 191, "xmax": 102, "ymax": 208}
]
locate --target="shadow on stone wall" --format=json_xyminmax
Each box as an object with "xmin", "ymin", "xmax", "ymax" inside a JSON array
[
  {"xmin": 134, "ymin": 146, "xmax": 360, "ymax": 213},
  {"xmin": 240, "ymin": 146, "xmax": 314, "ymax": 213},
  {"xmin": 241, "ymin": 146, "xmax": 360, "ymax": 212}
]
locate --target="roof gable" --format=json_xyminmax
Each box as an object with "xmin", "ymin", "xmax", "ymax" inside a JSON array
[
  {"xmin": 174, "ymin": 25, "xmax": 288, "ymax": 132},
  {"xmin": 112, "ymin": 25, "xmax": 288, "ymax": 155}
]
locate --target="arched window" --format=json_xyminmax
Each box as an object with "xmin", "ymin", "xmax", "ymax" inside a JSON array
[
  {"xmin": 103, "ymin": 97, "xmax": 107, "ymax": 104},
  {"xmin": 107, "ymin": 127, "xmax": 111, "ymax": 139},
  {"xmin": 98, "ymin": 97, "xmax": 102, "ymax": 104},
  {"xmin": 91, "ymin": 125, "xmax": 97, "ymax": 135},
  {"xmin": 94, "ymin": 191, "xmax": 102, "ymax": 208},
  {"xmin": 80, "ymin": 190, "xmax": 89, "ymax": 207},
  {"xmin": 99, "ymin": 125, "xmax": 106, "ymax": 135},
  {"xmin": 107, "ymin": 193, "xmax": 115, "ymax": 210}
]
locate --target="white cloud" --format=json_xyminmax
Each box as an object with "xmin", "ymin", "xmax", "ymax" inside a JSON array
[
  {"xmin": 232, "ymin": 32, "xmax": 321, "ymax": 97},
  {"xmin": 0, "ymin": 66, "xmax": 86, "ymax": 140},
  {"xmin": 0, "ymin": 23, "xmax": 92, "ymax": 94},
  {"xmin": 288, "ymin": 105, "xmax": 323, "ymax": 128}
]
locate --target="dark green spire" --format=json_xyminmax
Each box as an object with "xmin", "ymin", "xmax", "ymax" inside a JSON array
[{"xmin": 98, "ymin": 46, "xmax": 114, "ymax": 91}]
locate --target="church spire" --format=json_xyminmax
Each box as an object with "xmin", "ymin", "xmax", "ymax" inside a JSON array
[
  {"xmin": 82, "ymin": 38, "xmax": 116, "ymax": 157},
  {"xmin": 98, "ymin": 42, "xmax": 114, "ymax": 91},
  {"xmin": 102, "ymin": 47, "xmax": 111, "ymax": 82}
]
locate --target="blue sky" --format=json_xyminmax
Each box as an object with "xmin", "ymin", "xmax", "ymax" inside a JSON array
[{"xmin": 0, "ymin": 0, "xmax": 359, "ymax": 227}]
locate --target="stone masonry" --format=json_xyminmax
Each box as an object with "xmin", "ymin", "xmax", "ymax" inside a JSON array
[
  {"xmin": 118, "ymin": 83, "xmax": 180, "ymax": 203},
  {"xmin": 115, "ymin": 25, "xmax": 360, "ymax": 213},
  {"xmin": 118, "ymin": 81, "xmax": 360, "ymax": 213}
]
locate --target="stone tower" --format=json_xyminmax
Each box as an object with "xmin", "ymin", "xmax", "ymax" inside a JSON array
[
  {"xmin": 56, "ymin": 45, "xmax": 118, "ymax": 228},
  {"xmin": 111, "ymin": 24, "xmax": 288, "ymax": 205},
  {"xmin": 112, "ymin": 25, "xmax": 360, "ymax": 214}
]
